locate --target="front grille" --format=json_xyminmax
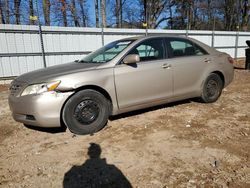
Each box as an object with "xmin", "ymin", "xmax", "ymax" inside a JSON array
[{"xmin": 10, "ymin": 80, "xmax": 27, "ymax": 96}]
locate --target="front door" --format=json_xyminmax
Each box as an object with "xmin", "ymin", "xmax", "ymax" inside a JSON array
[{"xmin": 114, "ymin": 38, "xmax": 173, "ymax": 109}]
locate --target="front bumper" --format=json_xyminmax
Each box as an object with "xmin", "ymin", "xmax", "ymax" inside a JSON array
[{"xmin": 8, "ymin": 91, "xmax": 74, "ymax": 128}]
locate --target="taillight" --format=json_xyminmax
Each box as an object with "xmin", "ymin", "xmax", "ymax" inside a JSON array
[{"xmin": 227, "ymin": 57, "xmax": 235, "ymax": 64}]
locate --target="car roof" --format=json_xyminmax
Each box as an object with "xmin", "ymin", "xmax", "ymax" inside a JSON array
[
  {"xmin": 120, "ymin": 35, "xmax": 188, "ymax": 41},
  {"xmin": 119, "ymin": 35, "xmax": 217, "ymax": 55}
]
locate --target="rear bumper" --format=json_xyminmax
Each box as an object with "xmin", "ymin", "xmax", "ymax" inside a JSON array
[{"xmin": 8, "ymin": 91, "xmax": 73, "ymax": 128}]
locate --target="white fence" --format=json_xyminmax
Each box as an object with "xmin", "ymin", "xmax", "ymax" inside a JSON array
[{"xmin": 0, "ymin": 24, "xmax": 249, "ymax": 78}]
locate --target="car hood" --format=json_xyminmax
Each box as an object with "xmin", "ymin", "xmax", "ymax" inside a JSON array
[{"xmin": 15, "ymin": 62, "xmax": 99, "ymax": 84}]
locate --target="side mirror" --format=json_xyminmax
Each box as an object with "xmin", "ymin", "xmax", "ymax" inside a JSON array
[{"xmin": 123, "ymin": 54, "xmax": 140, "ymax": 64}]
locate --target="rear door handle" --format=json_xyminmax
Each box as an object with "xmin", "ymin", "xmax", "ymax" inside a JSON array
[
  {"xmin": 162, "ymin": 63, "xmax": 172, "ymax": 69},
  {"xmin": 204, "ymin": 58, "xmax": 211, "ymax": 63}
]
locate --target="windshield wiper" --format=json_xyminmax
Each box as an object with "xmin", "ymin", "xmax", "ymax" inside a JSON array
[
  {"xmin": 76, "ymin": 60, "xmax": 107, "ymax": 63},
  {"xmin": 89, "ymin": 61, "xmax": 106, "ymax": 63},
  {"xmin": 77, "ymin": 60, "xmax": 89, "ymax": 63}
]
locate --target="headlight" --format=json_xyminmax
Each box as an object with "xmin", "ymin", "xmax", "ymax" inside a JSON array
[{"xmin": 21, "ymin": 81, "xmax": 61, "ymax": 96}]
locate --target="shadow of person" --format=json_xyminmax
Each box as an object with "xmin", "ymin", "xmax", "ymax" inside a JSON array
[{"xmin": 63, "ymin": 143, "xmax": 132, "ymax": 188}]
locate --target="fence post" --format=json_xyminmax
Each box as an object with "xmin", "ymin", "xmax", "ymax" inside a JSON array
[
  {"xmin": 38, "ymin": 24, "xmax": 47, "ymax": 68},
  {"xmin": 101, "ymin": 26, "xmax": 104, "ymax": 47},
  {"xmin": 211, "ymin": 17, "xmax": 215, "ymax": 47},
  {"xmin": 234, "ymin": 30, "xmax": 239, "ymax": 59},
  {"xmin": 211, "ymin": 31, "xmax": 215, "ymax": 47}
]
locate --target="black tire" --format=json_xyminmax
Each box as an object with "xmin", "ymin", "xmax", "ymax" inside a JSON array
[
  {"xmin": 62, "ymin": 89, "xmax": 110, "ymax": 135},
  {"xmin": 200, "ymin": 73, "xmax": 223, "ymax": 103}
]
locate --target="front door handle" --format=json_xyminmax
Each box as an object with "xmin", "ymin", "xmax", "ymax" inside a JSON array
[{"xmin": 162, "ymin": 63, "xmax": 172, "ymax": 69}]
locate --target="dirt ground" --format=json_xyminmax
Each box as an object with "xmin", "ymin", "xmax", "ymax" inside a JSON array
[{"xmin": 0, "ymin": 63, "xmax": 249, "ymax": 187}]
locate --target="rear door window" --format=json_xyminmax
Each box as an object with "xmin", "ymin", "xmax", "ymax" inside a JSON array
[{"xmin": 168, "ymin": 38, "xmax": 207, "ymax": 58}]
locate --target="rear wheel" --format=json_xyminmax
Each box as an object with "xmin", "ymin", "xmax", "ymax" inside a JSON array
[
  {"xmin": 200, "ymin": 73, "xmax": 223, "ymax": 103},
  {"xmin": 62, "ymin": 89, "xmax": 110, "ymax": 135}
]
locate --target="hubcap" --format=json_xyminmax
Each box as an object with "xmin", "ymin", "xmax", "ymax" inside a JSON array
[
  {"xmin": 206, "ymin": 79, "xmax": 218, "ymax": 98},
  {"xmin": 74, "ymin": 100, "xmax": 100, "ymax": 125}
]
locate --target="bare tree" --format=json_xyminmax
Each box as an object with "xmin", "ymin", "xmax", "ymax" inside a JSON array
[
  {"xmin": 29, "ymin": 0, "xmax": 35, "ymax": 25},
  {"xmin": 241, "ymin": 0, "xmax": 250, "ymax": 31},
  {"xmin": 60, "ymin": 0, "xmax": 68, "ymax": 26},
  {"xmin": 101, "ymin": 0, "xmax": 106, "ymax": 27},
  {"xmin": 0, "ymin": 0, "xmax": 249, "ymax": 31},
  {"xmin": 70, "ymin": 0, "xmax": 79, "ymax": 26},
  {"xmin": 0, "ymin": 1, "xmax": 4, "ymax": 24},
  {"xmin": 207, "ymin": 0, "xmax": 212, "ymax": 29},
  {"xmin": 14, "ymin": 0, "xmax": 21, "ymax": 24},
  {"xmin": 79, "ymin": 0, "xmax": 87, "ymax": 27},
  {"xmin": 95, "ymin": 0, "xmax": 99, "ymax": 27},
  {"xmin": 143, "ymin": 0, "xmax": 169, "ymax": 29},
  {"xmin": 116, "ymin": 0, "xmax": 122, "ymax": 27},
  {"xmin": 224, "ymin": 0, "xmax": 237, "ymax": 30},
  {"xmin": 43, "ymin": 0, "xmax": 50, "ymax": 26},
  {"xmin": 117, "ymin": 0, "xmax": 142, "ymax": 28},
  {"xmin": 5, "ymin": 0, "xmax": 10, "ymax": 24}
]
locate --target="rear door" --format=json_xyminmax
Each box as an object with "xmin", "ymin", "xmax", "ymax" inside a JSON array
[
  {"xmin": 114, "ymin": 38, "xmax": 173, "ymax": 109},
  {"xmin": 166, "ymin": 38, "xmax": 210, "ymax": 97}
]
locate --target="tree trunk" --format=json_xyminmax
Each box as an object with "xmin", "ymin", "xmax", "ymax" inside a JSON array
[
  {"xmin": 95, "ymin": 0, "xmax": 99, "ymax": 27},
  {"xmin": 207, "ymin": 0, "xmax": 212, "ymax": 30},
  {"xmin": 79, "ymin": 0, "xmax": 87, "ymax": 27},
  {"xmin": 241, "ymin": 0, "xmax": 249, "ymax": 31},
  {"xmin": 120, "ymin": 0, "xmax": 122, "ymax": 28},
  {"xmin": 192, "ymin": 2, "xmax": 198, "ymax": 30},
  {"xmin": 101, "ymin": 0, "xmax": 106, "ymax": 27},
  {"xmin": 29, "ymin": 0, "xmax": 35, "ymax": 25},
  {"xmin": 60, "ymin": 0, "xmax": 68, "ymax": 26},
  {"xmin": 188, "ymin": 1, "xmax": 194, "ymax": 30},
  {"xmin": 70, "ymin": 0, "xmax": 79, "ymax": 26},
  {"xmin": 5, "ymin": 0, "xmax": 10, "ymax": 24},
  {"xmin": 224, "ymin": 0, "xmax": 231, "ymax": 30},
  {"xmin": 0, "ymin": 3, "xmax": 4, "ymax": 24},
  {"xmin": 169, "ymin": 4, "xmax": 173, "ymax": 29},
  {"xmin": 43, "ymin": 0, "xmax": 50, "ymax": 26},
  {"xmin": 14, "ymin": 0, "xmax": 21, "ymax": 24},
  {"xmin": 224, "ymin": 0, "xmax": 237, "ymax": 30},
  {"xmin": 116, "ymin": 0, "xmax": 122, "ymax": 28}
]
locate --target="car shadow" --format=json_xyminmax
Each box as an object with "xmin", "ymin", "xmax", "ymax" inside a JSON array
[
  {"xmin": 234, "ymin": 66, "xmax": 246, "ymax": 70},
  {"xmin": 109, "ymin": 98, "xmax": 192, "ymax": 121},
  {"xmin": 63, "ymin": 143, "xmax": 132, "ymax": 188},
  {"xmin": 24, "ymin": 99, "xmax": 193, "ymax": 134},
  {"xmin": 24, "ymin": 124, "xmax": 66, "ymax": 134}
]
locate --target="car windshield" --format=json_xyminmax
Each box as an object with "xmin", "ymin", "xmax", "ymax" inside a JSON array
[{"xmin": 80, "ymin": 39, "xmax": 135, "ymax": 63}]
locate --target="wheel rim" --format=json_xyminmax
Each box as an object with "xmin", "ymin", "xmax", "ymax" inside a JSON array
[
  {"xmin": 206, "ymin": 79, "xmax": 219, "ymax": 98},
  {"xmin": 74, "ymin": 100, "xmax": 100, "ymax": 125}
]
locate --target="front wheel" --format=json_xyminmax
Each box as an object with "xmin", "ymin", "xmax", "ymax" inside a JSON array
[
  {"xmin": 200, "ymin": 73, "xmax": 223, "ymax": 103},
  {"xmin": 62, "ymin": 89, "xmax": 110, "ymax": 135}
]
